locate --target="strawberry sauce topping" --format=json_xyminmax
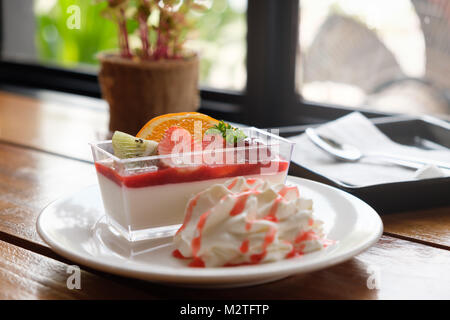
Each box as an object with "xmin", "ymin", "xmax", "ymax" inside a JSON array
[
  {"xmin": 250, "ymin": 226, "xmax": 277, "ymax": 264},
  {"xmin": 227, "ymin": 177, "xmax": 239, "ymax": 190},
  {"xmin": 229, "ymin": 190, "xmax": 259, "ymax": 216},
  {"xmin": 191, "ymin": 210, "xmax": 211, "ymax": 257},
  {"xmin": 286, "ymin": 243, "xmax": 306, "ymax": 259},
  {"xmin": 172, "ymin": 249, "xmax": 189, "ymax": 259},
  {"xmin": 175, "ymin": 193, "xmax": 200, "ymax": 235},
  {"xmin": 295, "ymin": 230, "xmax": 318, "ymax": 243},
  {"xmin": 171, "ymin": 177, "xmax": 331, "ymax": 268},
  {"xmin": 278, "ymin": 185, "xmax": 299, "ymax": 198},
  {"xmin": 265, "ymin": 196, "xmax": 282, "ymax": 223},
  {"xmin": 240, "ymin": 239, "xmax": 249, "ymax": 253},
  {"xmin": 188, "ymin": 258, "xmax": 205, "ymax": 268},
  {"xmin": 95, "ymin": 160, "xmax": 289, "ymax": 188}
]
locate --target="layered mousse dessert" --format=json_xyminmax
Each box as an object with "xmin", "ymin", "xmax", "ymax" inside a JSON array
[
  {"xmin": 173, "ymin": 177, "xmax": 329, "ymax": 267},
  {"xmin": 90, "ymin": 112, "xmax": 294, "ymax": 241}
]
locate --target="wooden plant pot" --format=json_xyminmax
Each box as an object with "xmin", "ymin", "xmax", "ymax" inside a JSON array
[{"xmin": 98, "ymin": 53, "xmax": 200, "ymax": 135}]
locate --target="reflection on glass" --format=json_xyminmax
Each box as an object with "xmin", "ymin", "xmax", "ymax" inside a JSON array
[{"xmin": 298, "ymin": 0, "xmax": 450, "ymax": 117}]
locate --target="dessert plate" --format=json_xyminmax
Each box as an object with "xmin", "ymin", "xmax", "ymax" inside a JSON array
[{"xmin": 37, "ymin": 176, "xmax": 383, "ymax": 288}]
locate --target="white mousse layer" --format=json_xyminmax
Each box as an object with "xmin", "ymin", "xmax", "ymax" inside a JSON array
[{"xmin": 96, "ymin": 172, "xmax": 287, "ymax": 234}]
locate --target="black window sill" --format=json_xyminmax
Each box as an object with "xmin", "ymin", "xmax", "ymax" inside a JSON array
[{"xmin": 0, "ymin": 60, "xmax": 399, "ymax": 128}]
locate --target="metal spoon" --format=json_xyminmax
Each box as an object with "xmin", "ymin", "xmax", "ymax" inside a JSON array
[{"xmin": 305, "ymin": 128, "xmax": 450, "ymax": 170}]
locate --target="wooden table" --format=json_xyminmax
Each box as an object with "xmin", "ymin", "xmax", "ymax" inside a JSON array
[{"xmin": 0, "ymin": 90, "xmax": 449, "ymax": 300}]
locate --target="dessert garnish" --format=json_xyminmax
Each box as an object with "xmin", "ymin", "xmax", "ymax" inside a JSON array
[
  {"xmin": 92, "ymin": 112, "xmax": 293, "ymax": 242},
  {"xmin": 205, "ymin": 120, "xmax": 247, "ymax": 145},
  {"xmin": 173, "ymin": 177, "xmax": 328, "ymax": 268},
  {"xmin": 157, "ymin": 126, "xmax": 193, "ymax": 156},
  {"xmin": 111, "ymin": 113, "xmax": 254, "ymax": 166},
  {"xmin": 111, "ymin": 131, "xmax": 158, "ymax": 159},
  {"xmin": 110, "ymin": 113, "xmax": 241, "ymax": 159},
  {"xmin": 136, "ymin": 112, "xmax": 219, "ymax": 142}
]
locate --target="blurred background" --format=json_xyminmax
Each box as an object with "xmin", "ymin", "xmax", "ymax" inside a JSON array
[
  {"xmin": 298, "ymin": 0, "xmax": 450, "ymax": 116},
  {"xmin": 1, "ymin": 0, "xmax": 449, "ymax": 122},
  {"xmin": 3, "ymin": 0, "xmax": 247, "ymax": 91}
]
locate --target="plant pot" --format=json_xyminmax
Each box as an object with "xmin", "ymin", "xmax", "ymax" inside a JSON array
[{"xmin": 98, "ymin": 53, "xmax": 200, "ymax": 135}]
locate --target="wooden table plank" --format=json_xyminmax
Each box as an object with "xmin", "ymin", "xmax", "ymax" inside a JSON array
[
  {"xmin": 0, "ymin": 142, "xmax": 96, "ymax": 246},
  {"xmin": 2, "ymin": 89, "xmax": 450, "ymax": 250},
  {"xmin": 1, "ymin": 235, "xmax": 449, "ymax": 300},
  {"xmin": 0, "ymin": 239, "xmax": 156, "ymax": 299},
  {"xmin": 124, "ymin": 236, "xmax": 450, "ymax": 300},
  {"xmin": 0, "ymin": 90, "xmax": 109, "ymax": 162},
  {"xmin": 1, "ymin": 132, "xmax": 450, "ymax": 261},
  {"xmin": 382, "ymin": 207, "xmax": 450, "ymax": 250},
  {"xmin": 1, "ymin": 89, "xmax": 450, "ymax": 300},
  {"xmin": 0, "ymin": 142, "xmax": 447, "ymax": 299}
]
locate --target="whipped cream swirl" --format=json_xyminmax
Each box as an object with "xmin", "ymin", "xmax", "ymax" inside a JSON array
[{"xmin": 173, "ymin": 177, "xmax": 326, "ymax": 267}]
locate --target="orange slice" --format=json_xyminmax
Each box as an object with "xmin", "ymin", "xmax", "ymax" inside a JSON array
[{"xmin": 136, "ymin": 112, "xmax": 219, "ymax": 142}]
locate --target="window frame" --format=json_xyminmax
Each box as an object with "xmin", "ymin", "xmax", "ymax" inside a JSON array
[
  {"xmin": 0, "ymin": 0, "xmax": 2, "ymax": 57},
  {"xmin": 0, "ymin": 0, "xmax": 393, "ymax": 128}
]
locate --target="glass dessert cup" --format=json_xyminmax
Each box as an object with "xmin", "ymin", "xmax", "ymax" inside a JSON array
[{"xmin": 90, "ymin": 127, "xmax": 294, "ymax": 242}]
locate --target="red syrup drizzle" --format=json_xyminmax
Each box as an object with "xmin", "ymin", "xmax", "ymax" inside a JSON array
[
  {"xmin": 244, "ymin": 183, "xmax": 294, "ymax": 230},
  {"xmin": 175, "ymin": 193, "xmax": 200, "ymax": 235},
  {"xmin": 222, "ymin": 227, "xmax": 277, "ymax": 268},
  {"xmin": 172, "ymin": 249, "xmax": 189, "ymax": 259},
  {"xmin": 189, "ymin": 258, "xmax": 206, "ymax": 268},
  {"xmin": 295, "ymin": 230, "xmax": 319, "ymax": 243},
  {"xmin": 286, "ymin": 243, "xmax": 306, "ymax": 259},
  {"xmin": 174, "ymin": 178, "xmax": 260, "ymax": 267},
  {"xmin": 227, "ymin": 177, "xmax": 239, "ymax": 190},
  {"xmin": 172, "ymin": 250, "xmax": 205, "ymax": 267},
  {"xmin": 264, "ymin": 196, "xmax": 282, "ymax": 223},
  {"xmin": 191, "ymin": 210, "xmax": 211, "ymax": 257},
  {"xmin": 173, "ymin": 179, "xmax": 333, "ymax": 267},
  {"xmin": 249, "ymin": 226, "xmax": 277, "ymax": 264},
  {"xmin": 240, "ymin": 239, "xmax": 249, "ymax": 253},
  {"xmin": 322, "ymin": 239, "xmax": 337, "ymax": 248},
  {"xmin": 229, "ymin": 190, "xmax": 260, "ymax": 216},
  {"xmin": 278, "ymin": 185, "xmax": 299, "ymax": 198}
]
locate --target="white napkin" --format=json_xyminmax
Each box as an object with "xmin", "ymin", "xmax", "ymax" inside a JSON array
[{"xmin": 289, "ymin": 112, "xmax": 450, "ymax": 187}]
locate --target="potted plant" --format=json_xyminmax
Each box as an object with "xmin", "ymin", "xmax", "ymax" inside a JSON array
[{"xmin": 97, "ymin": 0, "xmax": 206, "ymax": 134}]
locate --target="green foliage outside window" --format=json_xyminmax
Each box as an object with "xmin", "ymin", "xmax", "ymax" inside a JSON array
[{"xmin": 34, "ymin": 0, "xmax": 247, "ymax": 88}]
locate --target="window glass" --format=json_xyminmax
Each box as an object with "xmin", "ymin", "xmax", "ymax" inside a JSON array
[
  {"xmin": 298, "ymin": 0, "xmax": 450, "ymax": 117},
  {"xmin": 2, "ymin": 0, "xmax": 247, "ymax": 91}
]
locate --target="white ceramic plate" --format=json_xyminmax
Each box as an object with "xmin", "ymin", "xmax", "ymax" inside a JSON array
[{"xmin": 37, "ymin": 176, "xmax": 383, "ymax": 288}]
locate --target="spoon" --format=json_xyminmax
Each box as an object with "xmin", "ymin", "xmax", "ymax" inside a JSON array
[{"xmin": 305, "ymin": 128, "xmax": 450, "ymax": 170}]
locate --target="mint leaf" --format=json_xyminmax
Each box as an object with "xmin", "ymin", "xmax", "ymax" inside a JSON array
[
  {"xmin": 204, "ymin": 127, "xmax": 222, "ymax": 136},
  {"xmin": 205, "ymin": 120, "xmax": 247, "ymax": 145}
]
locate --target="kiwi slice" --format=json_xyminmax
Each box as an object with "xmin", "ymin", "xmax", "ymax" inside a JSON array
[{"xmin": 112, "ymin": 131, "xmax": 158, "ymax": 159}]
